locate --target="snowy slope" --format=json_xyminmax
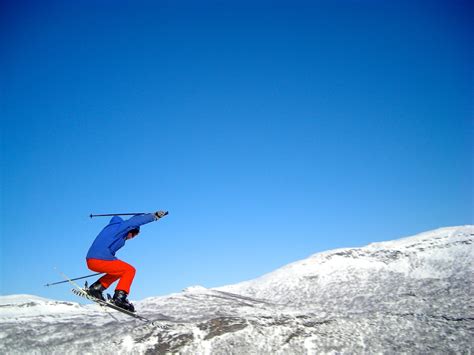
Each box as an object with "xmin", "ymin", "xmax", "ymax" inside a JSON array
[
  {"xmin": 0, "ymin": 294, "xmax": 92, "ymax": 319},
  {"xmin": 219, "ymin": 226, "xmax": 474, "ymax": 310},
  {"xmin": 1, "ymin": 226, "xmax": 473, "ymax": 354}
]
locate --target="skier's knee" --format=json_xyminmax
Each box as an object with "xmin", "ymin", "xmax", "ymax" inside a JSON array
[{"xmin": 128, "ymin": 265, "xmax": 136, "ymax": 277}]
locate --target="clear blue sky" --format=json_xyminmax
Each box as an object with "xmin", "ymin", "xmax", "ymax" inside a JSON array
[{"xmin": 1, "ymin": 0, "xmax": 473, "ymax": 302}]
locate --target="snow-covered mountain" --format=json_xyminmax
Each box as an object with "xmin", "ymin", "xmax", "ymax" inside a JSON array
[{"xmin": 1, "ymin": 226, "xmax": 473, "ymax": 354}]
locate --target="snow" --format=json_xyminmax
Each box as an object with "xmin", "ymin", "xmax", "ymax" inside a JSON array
[
  {"xmin": 0, "ymin": 294, "xmax": 53, "ymax": 305},
  {"xmin": 0, "ymin": 294, "xmax": 91, "ymax": 320},
  {"xmin": 1, "ymin": 225, "xmax": 473, "ymax": 354},
  {"xmin": 183, "ymin": 285, "xmax": 210, "ymax": 293},
  {"xmin": 218, "ymin": 225, "xmax": 474, "ymax": 301}
]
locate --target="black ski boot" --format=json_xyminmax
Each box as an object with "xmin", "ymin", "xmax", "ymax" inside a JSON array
[
  {"xmin": 86, "ymin": 281, "xmax": 106, "ymax": 301},
  {"xmin": 112, "ymin": 290, "xmax": 135, "ymax": 312}
]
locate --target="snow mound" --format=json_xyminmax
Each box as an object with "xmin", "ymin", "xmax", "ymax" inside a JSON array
[
  {"xmin": 0, "ymin": 294, "xmax": 96, "ymax": 319},
  {"xmin": 218, "ymin": 225, "xmax": 474, "ymax": 304}
]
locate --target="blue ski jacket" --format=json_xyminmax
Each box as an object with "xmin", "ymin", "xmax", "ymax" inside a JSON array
[{"xmin": 86, "ymin": 214, "xmax": 157, "ymax": 260}]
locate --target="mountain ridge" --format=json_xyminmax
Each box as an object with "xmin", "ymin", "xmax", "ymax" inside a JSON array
[
  {"xmin": 1, "ymin": 225, "xmax": 473, "ymax": 354},
  {"xmin": 217, "ymin": 225, "xmax": 473, "ymax": 305}
]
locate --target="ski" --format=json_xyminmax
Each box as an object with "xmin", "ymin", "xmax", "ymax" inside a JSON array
[
  {"xmin": 71, "ymin": 288, "xmax": 152, "ymax": 322},
  {"xmin": 55, "ymin": 269, "xmax": 170, "ymax": 327}
]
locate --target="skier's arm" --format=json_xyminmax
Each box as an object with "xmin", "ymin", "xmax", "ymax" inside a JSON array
[{"xmin": 118, "ymin": 213, "xmax": 158, "ymax": 234}]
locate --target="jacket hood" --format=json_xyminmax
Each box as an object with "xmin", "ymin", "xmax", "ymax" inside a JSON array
[{"xmin": 108, "ymin": 216, "xmax": 124, "ymax": 225}]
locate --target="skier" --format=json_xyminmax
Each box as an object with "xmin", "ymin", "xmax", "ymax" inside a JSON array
[{"xmin": 85, "ymin": 211, "xmax": 167, "ymax": 311}]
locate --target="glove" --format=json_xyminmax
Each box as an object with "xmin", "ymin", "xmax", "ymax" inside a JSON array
[{"xmin": 155, "ymin": 211, "xmax": 168, "ymax": 219}]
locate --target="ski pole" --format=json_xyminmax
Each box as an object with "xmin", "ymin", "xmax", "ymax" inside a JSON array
[
  {"xmin": 44, "ymin": 272, "xmax": 103, "ymax": 287},
  {"xmin": 89, "ymin": 211, "xmax": 169, "ymax": 218},
  {"xmin": 90, "ymin": 213, "xmax": 145, "ymax": 218}
]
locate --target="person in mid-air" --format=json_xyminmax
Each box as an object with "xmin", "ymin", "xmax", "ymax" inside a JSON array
[{"xmin": 85, "ymin": 211, "xmax": 168, "ymax": 311}]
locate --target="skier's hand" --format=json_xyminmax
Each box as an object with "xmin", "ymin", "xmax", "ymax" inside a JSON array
[{"xmin": 155, "ymin": 211, "xmax": 168, "ymax": 219}]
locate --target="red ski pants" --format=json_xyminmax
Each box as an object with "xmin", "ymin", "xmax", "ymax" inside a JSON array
[{"xmin": 86, "ymin": 259, "xmax": 136, "ymax": 294}]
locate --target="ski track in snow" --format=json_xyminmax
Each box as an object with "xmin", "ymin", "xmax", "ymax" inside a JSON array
[{"xmin": 1, "ymin": 225, "xmax": 473, "ymax": 354}]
